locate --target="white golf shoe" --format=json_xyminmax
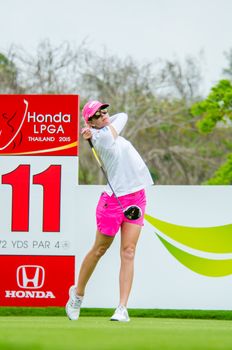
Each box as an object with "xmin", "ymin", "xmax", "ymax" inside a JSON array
[
  {"xmin": 65, "ymin": 286, "xmax": 83, "ymax": 321},
  {"xmin": 110, "ymin": 305, "xmax": 130, "ymax": 322}
]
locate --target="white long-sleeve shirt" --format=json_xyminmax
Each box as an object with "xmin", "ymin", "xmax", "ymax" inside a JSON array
[{"xmin": 91, "ymin": 112, "xmax": 154, "ymax": 196}]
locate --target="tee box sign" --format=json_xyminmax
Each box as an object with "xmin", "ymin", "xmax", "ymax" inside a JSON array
[{"xmin": 0, "ymin": 95, "xmax": 78, "ymax": 306}]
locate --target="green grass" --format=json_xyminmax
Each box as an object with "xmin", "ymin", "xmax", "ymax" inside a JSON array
[
  {"xmin": 0, "ymin": 316, "xmax": 232, "ymax": 350},
  {"xmin": 1, "ymin": 307, "xmax": 232, "ymax": 320}
]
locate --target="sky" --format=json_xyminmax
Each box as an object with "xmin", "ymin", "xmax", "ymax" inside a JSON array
[{"xmin": 0, "ymin": 0, "xmax": 232, "ymax": 95}]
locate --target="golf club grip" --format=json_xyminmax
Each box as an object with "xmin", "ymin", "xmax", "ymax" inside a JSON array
[{"xmin": 87, "ymin": 139, "xmax": 94, "ymax": 148}]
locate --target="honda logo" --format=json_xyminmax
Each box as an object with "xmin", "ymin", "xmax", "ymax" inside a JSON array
[
  {"xmin": 0, "ymin": 99, "xmax": 28, "ymax": 150},
  {"xmin": 16, "ymin": 265, "xmax": 45, "ymax": 289}
]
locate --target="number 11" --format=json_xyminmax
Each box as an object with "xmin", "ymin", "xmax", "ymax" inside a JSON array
[{"xmin": 2, "ymin": 165, "xmax": 61, "ymax": 232}]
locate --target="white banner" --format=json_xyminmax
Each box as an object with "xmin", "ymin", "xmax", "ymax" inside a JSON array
[{"xmin": 72, "ymin": 185, "xmax": 232, "ymax": 310}]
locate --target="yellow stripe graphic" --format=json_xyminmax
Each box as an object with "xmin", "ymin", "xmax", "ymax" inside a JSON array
[
  {"xmin": 157, "ymin": 233, "xmax": 232, "ymax": 277},
  {"xmin": 0, "ymin": 141, "xmax": 78, "ymax": 156},
  {"xmin": 145, "ymin": 214, "xmax": 232, "ymax": 253}
]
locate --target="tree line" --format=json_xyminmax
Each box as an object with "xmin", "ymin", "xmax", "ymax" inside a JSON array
[{"xmin": 0, "ymin": 40, "xmax": 232, "ymax": 184}]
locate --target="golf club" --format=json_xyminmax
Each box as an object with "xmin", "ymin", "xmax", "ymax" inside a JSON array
[{"xmin": 87, "ymin": 139, "xmax": 142, "ymax": 220}]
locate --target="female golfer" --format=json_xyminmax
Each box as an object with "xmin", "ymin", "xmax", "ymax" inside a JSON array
[{"xmin": 66, "ymin": 100, "xmax": 153, "ymax": 322}]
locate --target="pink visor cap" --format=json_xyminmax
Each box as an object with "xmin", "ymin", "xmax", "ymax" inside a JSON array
[{"xmin": 82, "ymin": 100, "xmax": 109, "ymax": 123}]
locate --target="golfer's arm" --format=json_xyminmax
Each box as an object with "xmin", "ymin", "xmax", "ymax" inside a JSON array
[
  {"xmin": 109, "ymin": 113, "xmax": 128, "ymax": 139},
  {"xmin": 109, "ymin": 124, "xmax": 118, "ymax": 139}
]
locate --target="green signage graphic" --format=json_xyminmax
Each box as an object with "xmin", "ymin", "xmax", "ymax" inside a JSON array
[{"xmin": 145, "ymin": 214, "xmax": 232, "ymax": 277}]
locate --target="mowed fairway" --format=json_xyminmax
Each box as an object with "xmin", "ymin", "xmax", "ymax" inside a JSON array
[{"xmin": 1, "ymin": 317, "xmax": 232, "ymax": 350}]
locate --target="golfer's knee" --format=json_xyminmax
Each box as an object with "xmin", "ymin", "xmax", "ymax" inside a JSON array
[
  {"xmin": 121, "ymin": 246, "xmax": 136, "ymax": 261},
  {"xmin": 94, "ymin": 245, "xmax": 109, "ymax": 259}
]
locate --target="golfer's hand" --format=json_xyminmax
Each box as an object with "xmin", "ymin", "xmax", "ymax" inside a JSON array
[{"xmin": 81, "ymin": 127, "xmax": 92, "ymax": 140}]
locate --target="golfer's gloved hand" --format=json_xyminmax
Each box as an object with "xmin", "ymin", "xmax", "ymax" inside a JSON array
[{"xmin": 81, "ymin": 127, "xmax": 92, "ymax": 140}]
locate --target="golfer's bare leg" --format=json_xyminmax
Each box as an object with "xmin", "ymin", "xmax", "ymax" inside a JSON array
[
  {"xmin": 76, "ymin": 230, "xmax": 114, "ymax": 296},
  {"xmin": 119, "ymin": 222, "xmax": 141, "ymax": 306}
]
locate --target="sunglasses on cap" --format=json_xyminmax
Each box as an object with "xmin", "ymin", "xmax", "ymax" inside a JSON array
[{"xmin": 89, "ymin": 109, "xmax": 108, "ymax": 121}]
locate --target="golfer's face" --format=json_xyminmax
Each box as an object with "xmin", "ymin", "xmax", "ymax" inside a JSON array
[{"xmin": 89, "ymin": 109, "xmax": 110, "ymax": 128}]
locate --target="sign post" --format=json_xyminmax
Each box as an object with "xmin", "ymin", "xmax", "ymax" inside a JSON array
[{"xmin": 0, "ymin": 94, "xmax": 79, "ymax": 306}]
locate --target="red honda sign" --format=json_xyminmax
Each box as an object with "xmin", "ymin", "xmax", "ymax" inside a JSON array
[
  {"xmin": 0, "ymin": 95, "xmax": 78, "ymax": 156},
  {"xmin": 0, "ymin": 255, "xmax": 75, "ymax": 306}
]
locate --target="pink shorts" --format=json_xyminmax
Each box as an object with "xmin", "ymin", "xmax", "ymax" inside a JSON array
[{"xmin": 96, "ymin": 189, "xmax": 147, "ymax": 236}]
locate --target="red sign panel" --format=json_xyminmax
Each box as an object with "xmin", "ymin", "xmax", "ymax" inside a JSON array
[
  {"xmin": 0, "ymin": 255, "xmax": 75, "ymax": 306},
  {"xmin": 0, "ymin": 95, "xmax": 78, "ymax": 156}
]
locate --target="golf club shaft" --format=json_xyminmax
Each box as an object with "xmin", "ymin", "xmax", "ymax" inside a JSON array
[{"xmin": 87, "ymin": 139, "xmax": 124, "ymax": 211}]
